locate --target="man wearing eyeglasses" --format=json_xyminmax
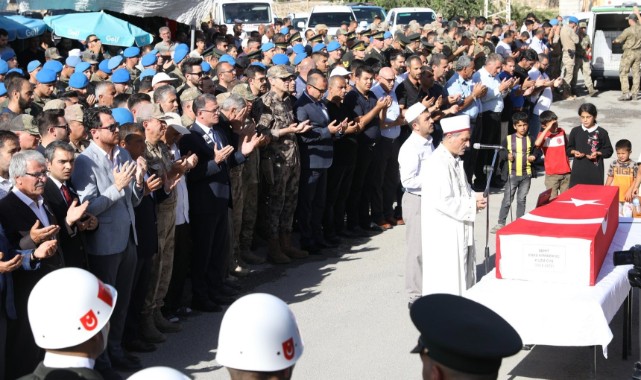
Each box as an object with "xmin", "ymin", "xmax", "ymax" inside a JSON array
[
  {"xmin": 83, "ymin": 34, "xmax": 105, "ymax": 63},
  {"xmin": 215, "ymin": 62, "xmax": 237, "ymax": 96},
  {"xmin": 178, "ymin": 57, "xmax": 204, "ymax": 97},
  {"xmin": 35, "ymin": 109, "xmax": 69, "ymax": 155},
  {"xmin": 71, "ymin": 106, "xmax": 146, "ymax": 374}
]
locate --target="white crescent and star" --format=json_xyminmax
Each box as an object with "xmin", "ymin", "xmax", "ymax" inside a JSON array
[{"xmin": 557, "ymin": 198, "xmax": 603, "ymax": 207}]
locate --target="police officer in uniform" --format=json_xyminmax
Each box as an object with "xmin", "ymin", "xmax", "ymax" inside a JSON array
[
  {"xmin": 559, "ymin": 16, "xmax": 579, "ymax": 98},
  {"xmin": 365, "ymin": 31, "xmax": 388, "ymax": 66},
  {"xmin": 613, "ymin": 11, "xmax": 641, "ymax": 101},
  {"xmin": 575, "ymin": 21, "xmax": 597, "ymax": 97}
]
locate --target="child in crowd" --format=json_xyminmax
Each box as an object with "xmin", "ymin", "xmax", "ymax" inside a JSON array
[
  {"xmin": 567, "ymin": 103, "xmax": 613, "ymax": 187},
  {"xmin": 606, "ymin": 139, "xmax": 637, "ymax": 205},
  {"xmin": 534, "ymin": 110, "xmax": 571, "ymax": 198},
  {"xmin": 492, "ymin": 112, "xmax": 537, "ymax": 233}
]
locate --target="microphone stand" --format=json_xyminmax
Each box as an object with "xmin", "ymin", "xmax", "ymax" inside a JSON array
[{"xmin": 482, "ymin": 148, "xmax": 501, "ymax": 276}]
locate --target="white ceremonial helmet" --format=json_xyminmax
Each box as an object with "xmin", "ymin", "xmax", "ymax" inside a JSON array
[
  {"xmin": 28, "ymin": 267, "xmax": 117, "ymax": 350},
  {"xmin": 128, "ymin": 366, "xmax": 190, "ymax": 380},
  {"xmin": 216, "ymin": 293, "xmax": 304, "ymax": 372}
]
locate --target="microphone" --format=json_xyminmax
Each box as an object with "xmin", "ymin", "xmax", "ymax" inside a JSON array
[{"xmin": 473, "ymin": 143, "xmax": 505, "ymax": 150}]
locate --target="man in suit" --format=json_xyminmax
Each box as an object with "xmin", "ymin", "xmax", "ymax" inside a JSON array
[
  {"xmin": 178, "ymin": 94, "xmax": 258, "ymax": 312},
  {"xmin": 43, "ymin": 140, "xmax": 98, "ymax": 269},
  {"xmin": 0, "ymin": 150, "xmax": 63, "ymax": 379},
  {"xmin": 294, "ymin": 71, "xmax": 344, "ymax": 254},
  {"xmin": 71, "ymin": 106, "xmax": 145, "ymax": 373},
  {"xmin": 35, "ymin": 108, "xmax": 69, "ymax": 154}
]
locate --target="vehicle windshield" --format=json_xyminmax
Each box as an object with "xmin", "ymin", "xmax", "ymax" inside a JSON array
[
  {"xmin": 352, "ymin": 7, "xmax": 385, "ymax": 23},
  {"xmin": 223, "ymin": 3, "xmax": 271, "ymax": 24},
  {"xmin": 308, "ymin": 11, "xmax": 355, "ymax": 27},
  {"xmin": 396, "ymin": 11, "xmax": 435, "ymax": 25}
]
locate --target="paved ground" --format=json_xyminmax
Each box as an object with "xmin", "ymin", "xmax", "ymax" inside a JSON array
[{"xmin": 130, "ymin": 81, "xmax": 641, "ymax": 379}]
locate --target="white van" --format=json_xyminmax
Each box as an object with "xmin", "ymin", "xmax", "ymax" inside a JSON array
[
  {"xmin": 385, "ymin": 7, "xmax": 436, "ymax": 32},
  {"xmin": 212, "ymin": 0, "xmax": 274, "ymax": 33},
  {"xmin": 305, "ymin": 5, "xmax": 356, "ymax": 37},
  {"xmin": 587, "ymin": 5, "xmax": 635, "ymax": 84}
]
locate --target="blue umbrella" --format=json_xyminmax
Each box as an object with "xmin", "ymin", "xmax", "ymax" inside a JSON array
[
  {"xmin": 43, "ymin": 11, "xmax": 153, "ymax": 47},
  {"xmin": 0, "ymin": 15, "xmax": 45, "ymax": 41},
  {"xmin": 5, "ymin": 15, "xmax": 47, "ymax": 40}
]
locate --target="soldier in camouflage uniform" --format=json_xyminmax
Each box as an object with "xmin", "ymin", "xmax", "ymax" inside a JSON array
[
  {"xmin": 613, "ymin": 13, "xmax": 641, "ymax": 101},
  {"xmin": 560, "ymin": 17, "xmax": 580, "ymax": 98},
  {"xmin": 473, "ymin": 30, "xmax": 493, "ymax": 70},
  {"xmin": 574, "ymin": 22, "xmax": 597, "ymax": 96},
  {"xmin": 251, "ymin": 65, "xmax": 312, "ymax": 264}
]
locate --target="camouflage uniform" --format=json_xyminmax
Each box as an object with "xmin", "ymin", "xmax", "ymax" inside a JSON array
[
  {"xmin": 143, "ymin": 140, "xmax": 177, "ymax": 317},
  {"xmin": 574, "ymin": 30, "xmax": 595, "ymax": 94},
  {"xmin": 560, "ymin": 24, "xmax": 579, "ymax": 94},
  {"xmin": 181, "ymin": 114, "xmax": 194, "ymax": 128},
  {"xmin": 614, "ymin": 21, "xmax": 641, "ymax": 99},
  {"xmin": 254, "ymin": 90, "xmax": 300, "ymax": 237}
]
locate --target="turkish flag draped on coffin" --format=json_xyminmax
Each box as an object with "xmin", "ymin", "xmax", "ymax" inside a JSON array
[{"xmin": 496, "ymin": 185, "xmax": 619, "ymax": 286}]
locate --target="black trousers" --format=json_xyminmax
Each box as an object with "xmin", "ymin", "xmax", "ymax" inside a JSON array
[
  {"xmin": 190, "ymin": 205, "xmax": 229, "ymax": 301},
  {"xmin": 297, "ymin": 168, "xmax": 328, "ymax": 246},
  {"xmin": 323, "ymin": 163, "xmax": 355, "ymax": 236},
  {"xmin": 346, "ymin": 139, "xmax": 376, "ymax": 229},
  {"xmin": 123, "ymin": 252, "xmax": 153, "ymax": 345},
  {"xmin": 164, "ymin": 223, "xmax": 192, "ymax": 312},
  {"xmin": 473, "ymin": 111, "xmax": 502, "ymax": 187},
  {"xmin": 369, "ymin": 137, "xmax": 400, "ymax": 222}
]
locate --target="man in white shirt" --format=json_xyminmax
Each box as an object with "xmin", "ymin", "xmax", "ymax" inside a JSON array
[
  {"xmin": 527, "ymin": 53, "xmax": 562, "ymax": 139},
  {"xmin": 495, "ymin": 30, "xmax": 517, "ymax": 59},
  {"xmin": 398, "ymin": 103, "xmax": 435, "ymax": 307},
  {"xmin": 529, "ymin": 28, "xmax": 549, "ymax": 54}
]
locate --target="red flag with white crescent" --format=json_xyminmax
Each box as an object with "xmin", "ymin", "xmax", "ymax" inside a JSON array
[{"xmin": 282, "ymin": 337, "xmax": 295, "ymax": 360}]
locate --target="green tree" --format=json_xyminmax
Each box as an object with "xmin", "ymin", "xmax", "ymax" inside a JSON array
[{"xmin": 371, "ymin": 0, "xmax": 482, "ymax": 19}]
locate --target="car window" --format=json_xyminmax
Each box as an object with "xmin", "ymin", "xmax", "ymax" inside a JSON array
[
  {"xmin": 352, "ymin": 7, "xmax": 385, "ymax": 23},
  {"xmin": 308, "ymin": 12, "xmax": 355, "ymax": 27},
  {"xmin": 396, "ymin": 11, "xmax": 435, "ymax": 25}
]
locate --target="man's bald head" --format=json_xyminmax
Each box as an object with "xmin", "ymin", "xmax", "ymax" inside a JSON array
[
  {"xmin": 378, "ymin": 67, "xmax": 394, "ymax": 78},
  {"xmin": 298, "ymin": 57, "xmax": 316, "ymax": 79}
]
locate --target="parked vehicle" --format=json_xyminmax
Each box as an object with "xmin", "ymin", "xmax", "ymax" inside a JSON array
[
  {"xmin": 349, "ymin": 4, "xmax": 386, "ymax": 24},
  {"xmin": 305, "ymin": 5, "xmax": 356, "ymax": 37},
  {"xmin": 385, "ymin": 7, "xmax": 436, "ymax": 31},
  {"xmin": 212, "ymin": 0, "xmax": 274, "ymax": 33}
]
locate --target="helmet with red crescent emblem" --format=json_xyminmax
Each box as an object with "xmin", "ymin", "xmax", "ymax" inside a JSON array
[
  {"xmin": 217, "ymin": 293, "xmax": 304, "ymax": 372},
  {"xmin": 27, "ymin": 267, "xmax": 118, "ymax": 350}
]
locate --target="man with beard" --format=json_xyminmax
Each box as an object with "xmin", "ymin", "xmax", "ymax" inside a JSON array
[
  {"xmin": 2, "ymin": 76, "xmax": 33, "ymax": 117},
  {"xmin": 31, "ymin": 69, "xmax": 57, "ymax": 117},
  {"xmin": 35, "ymin": 109, "xmax": 69, "ymax": 154}
]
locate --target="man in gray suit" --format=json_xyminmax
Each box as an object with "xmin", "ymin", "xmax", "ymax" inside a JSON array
[{"xmin": 71, "ymin": 106, "xmax": 145, "ymax": 374}]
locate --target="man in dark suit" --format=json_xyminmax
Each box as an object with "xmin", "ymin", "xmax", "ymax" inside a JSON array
[
  {"xmin": 43, "ymin": 140, "xmax": 98, "ymax": 269},
  {"xmin": 294, "ymin": 71, "xmax": 344, "ymax": 253},
  {"xmin": 178, "ymin": 93, "xmax": 258, "ymax": 312},
  {"xmin": 35, "ymin": 108, "xmax": 69, "ymax": 154}
]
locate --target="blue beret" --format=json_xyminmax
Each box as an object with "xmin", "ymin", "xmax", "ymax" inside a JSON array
[
  {"xmin": 281, "ymin": 27, "xmax": 289, "ymax": 35},
  {"xmin": 36, "ymin": 69, "xmax": 57, "ymax": 84},
  {"xmin": 141, "ymin": 52, "xmax": 157, "ymax": 67},
  {"xmin": 0, "ymin": 83, "xmax": 6, "ymax": 97},
  {"xmin": 7, "ymin": 68, "xmax": 23, "ymax": 75},
  {"xmin": 111, "ymin": 107, "xmax": 134, "ymax": 125},
  {"xmin": 201, "ymin": 61, "xmax": 211, "ymax": 73},
  {"xmin": 271, "ymin": 53, "xmax": 289, "ymax": 65},
  {"xmin": 98, "ymin": 59, "xmax": 112, "ymax": 74},
  {"xmin": 173, "ymin": 44, "xmax": 189, "ymax": 63},
  {"xmin": 292, "ymin": 43, "xmax": 305, "ymax": 54},
  {"xmin": 0, "ymin": 59, "xmax": 7, "ymax": 75},
  {"xmin": 111, "ymin": 68, "xmax": 130, "ymax": 84},
  {"xmin": 123, "ymin": 46, "xmax": 141, "ymax": 58},
  {"xmin": 384, "ymin": 31, "xmax": 392, "ymax": 39},
  {"xmin": 312, "ymin": 43, "xmax": 326, "ymax": 53},
  {"xmin": 327, "ymin": 41, "xmax": 341, "ymax": 52},
  {"xmin": 108, "ymin": 56, "xmax": 123, "ymax": 70},
  {"xmin": 250, "ymin": 62, "xmax": 266, "ymax": 69},
  {"xmin": 42, "ymin": 60, "xmax": 63, "ymax": 74},
  {"xmin": 1, "ymin": 50, "xmax": 15, "ymax": 61},
  {"xmin": 69, "ymin": 72, "xmax": 89, "ymax": 89},
  {"xmin": 75, "ymin": 62, "xmax": 91, "ymax": 74},
  {"xmin": 568, "ymin": 16, "xmax": 579, "ymax": 24},
  {"xmin": 219, "ymin": 54, "xmax": 236, "ymax": 66},
  {"xmin": 549, "ymin": 19, "xmax": 558, "ymax": 26},
  {"xmin": 65, "ymin": 56, "xmax": 81, "ymax": 67},
  {"xmin": 140, "ymin": 68, "xmax": 156, "ymax": 79},
  {"xmin": 261, "ymin": 42, "xmax": 275, "ymax": 52},
  {"xmin": 293, "ymin": 52, "xmax": 308, "ymax": 66},
  {"xmin": 27, "ymin": 60, "xmax": 42, "ymax": 73}
]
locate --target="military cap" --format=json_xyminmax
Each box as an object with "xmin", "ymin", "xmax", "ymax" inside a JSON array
[
  {"xmin": 250, "ymin": 62, "xmax": 267, "ymax": 69},
  {"xmin": 308, "ymin": 34, "xmax": 323, "ymax": 43},
  {"xmin": 346, "ymin": 37, "xmax": 357, "ymax": 47},
  {"xmin": 288, "ymin": 32, "xmax": 303, "ymax": 44},
  {"xmin": 0, "ymin": 83, "xmax": 6, "ymax": 97},
  {"xmin": 351, "ymin": 41, "xmax": 366, "ymax": 51},
  {"xmin": 476, "ymin": 30, "xmax": 487, "ymax": 38},
  {"xmin": 312, "ymin": 43, "xmax": 326, "ymax": 53},
  {"xmin": 231, "ymin": 83, "xmax": 257, "ymax": 102},
  {"xmin": 75, "ymin": 62, "xmax": 91, "ymax": 74},
  {"xmin": 246, "ymin": 49, "xmax": 262, "ymax": 60},
  {"xmin": 43, "ymin": 99, "xmax": 66, "ymax": 111},
  {"xmin": 10, "ymin": 114, "xmax": 38, "ymax": 135},
  {"xmin": 435, "ymin": 36, "xmax": 446, "ymax": 44},
  {"xmin": 292, "ymin": 43, "xmax": 306, "ymax": 54},
  {"xmin": 123, "ymin": 46, "xmax": 141, "ymax": 58},
  {"xmin": 163, "ymin": 112, "xmax": 190, "ymax": 135},
  {"xmin": 173, "ymin": 44, "xmax": 190, "ymax": 63},
  {"xmin": 27, "ymin": 60, "xmax": 41, "ymax": 73},
  {"xmin": 315, "ymin": 24, "xmax": 329, "ymax": 31},
  {"xmin": 69, "ymin": 72, "xmax": 89, "ymax": 89},
  {"xmin": 111, "ymin": 68, "xmax": 130, "ymax": 84},
  {"xmin": 0, "ymin": 59, "xmax": 9, "ymax": 75},
  {"xmin": 141, "ymin": 52, "xmax": 157, "ymax": 67},
  {"xmin": 98, "ymin": 59, "xmax": 112, "ymax": 74},
  {"xmin": 44, "ymin": 47, "xmax": 62, "ymax": 60},
  {"xmin": 384, "ymin": 31, "xmax": 393, "ymax": 39},
  {"xmin": 275, "ymin": 41, "xmax": 288, "ymax": 49},
  {"xmin": 336, "ymin": 29, "xmax": 348, "ymax": 36},
  {"xmin": 211, "ymin": 48, "xmax": 226, "ymax": 59},
  {"xmin": 64, "ymin": 104, "xmax": 84, "ymax": 122},
  {"xmin": 112, "ymin": 107, "xmax": 135, "ymax": 125},
  {"xmin": 410, "ymin": 294, "xmax": 522, "ymax": 375},
  {"xmin": 201, "ymin": 61, "xmax": 211, "ymax": 74},
  {"xmin": 235, "ymin": 55, "xmax": 250, "ymax": 69},
  {"xmin": 65, "ymin": 55, "xmax": 81, "ymax": 68},
  {"xmin": 397, "ymin": 34, "xmax": 410, "ymax": 47},
  {"xmin": 136, "ymin": 103, "xmax": 172, "ymax": 123},
  {"xmin": 36, "ymin": 69, "xmax": 57, "ymax": 84},
  {"xmin": 293, "ymin": 52, "xmax": 308, "ymax": 66},
  {"xmin": 327, "ymin": 41, "xmax": 341, "ymax": 52},
  {"xmin": 567, "ymin": 16, "xmax": 579, "ymax": 24},
  {"xmin": 281, "ymin": 27, "xmax": 290, "ymax": 35},
  {"xmin": 346, "ymin": 31, "xmax": 356, "ymax": 39},
  {"xmin": 107, "ymin": 55, "xmax": 123, "ymax": 70},
  {"xmin": 219, "ymin": 54, "xmax": 236, "ymax": 66},
  {"xmin": 549, "ymin": 19, "xmax": 559, "ymax": 26},
  {"xmin": 436, "ymin": 12, "xmax": 443, "ymax": 18},
  {"xmin": 81, "ymin": 50, "xmax": 99, "ymax": 63},
  {"xmin": 267, "ymin": 64, "xmax": 294, "ymax": 79},
  {"xmin": 371, "ymin": 31, "xmax": 385, "ymax": 40},
  {"xmin": 360, "ymin": 29, "xmax": 372, "ymax": 37},
  {"xmin": 628, "ymin": 14, "xmax": 638, "ymax": 21},
  {"xmin": 408, "ymin": 33, "xmax": 421, "ymax": 41},
  {"xmin": 180, "ymin": 87, "xmax": 201, "ymax": 103},
  {"xmin": 139, "ymin": 68, "xmax": 156, "ymax": 80},
  {"xmin": 261, "ymin": 42, "xmax": 276, "ymax": 52},
  {"xmin": 421, "ymin": 39, "xmax": 434, "ymax": 48},
  {"xmin": 578, "ymin": 21, "xmax": 587, "ymax": 28},
  {"xmin": 7, "ymin": 68, "xmax": 23, "ymax": 75},
  {"xmin": 271, "ymin": 53, "xmax": 289, "ymax": 65}
]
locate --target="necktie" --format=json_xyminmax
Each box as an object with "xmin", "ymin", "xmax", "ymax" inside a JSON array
[
  {"xmin": 211, "ymin": 129, "xmax": 222, "ymax": 149},
  {"xmin": 61, "ymin": 184, "xmax": 73, "ymax": 205}
]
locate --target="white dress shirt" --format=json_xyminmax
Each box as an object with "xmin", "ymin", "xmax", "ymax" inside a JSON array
[
  {"xmin": 371, "ymin": 84, "xmax": 401, "ymax": 139},
  {"xmin": 172, "ymin": 143, "xmax": 190, "ymax": 225},
  {"xmin": 12, "ymin": 188, "xmax": 50, "ymax": 227},
  {"xmin": 398, "ymin": 132, "xmax": 434, "ymax": 195},
  {"xmin": 0, "ymin": 176, "xmax": 11, "ymax": 199}
]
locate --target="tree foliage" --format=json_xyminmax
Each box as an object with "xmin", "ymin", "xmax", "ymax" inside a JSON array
[{"xmin": 370, "ymin": 0, "xmax": 483, "ymax": 19}]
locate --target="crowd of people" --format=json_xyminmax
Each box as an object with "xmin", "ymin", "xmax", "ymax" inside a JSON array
[{"xmin": 0, "ymin": 7, "xmax": 634, "ymax": 380}]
